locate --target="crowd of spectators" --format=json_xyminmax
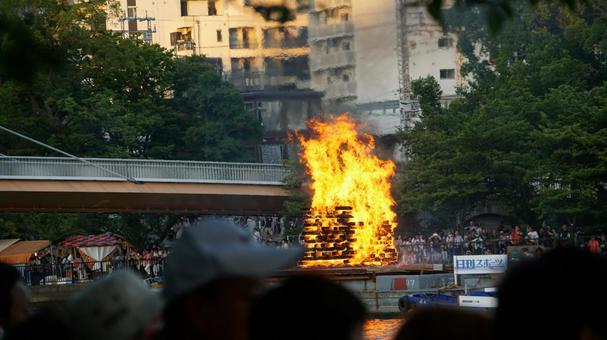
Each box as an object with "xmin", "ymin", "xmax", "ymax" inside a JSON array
[
  {"xmin": 394, "ymin": 222, "xmax": 606, "ymax": 264},
  {"xmin": 19, "ymin": 245, "xmax": 169, "ymax": 286},
  {"xmin": 233, "ymin": 216, "xmax": 299, "ymax": 249},
  {"xmin": 14, "ymin": 217, "xmax": 607, "ymax": 286},
  {"xmin": 2, "ymin": 218, "xmax": 607, "ymax": 340}
]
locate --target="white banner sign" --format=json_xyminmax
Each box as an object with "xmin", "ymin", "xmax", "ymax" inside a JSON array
[
  {"xmin": 458, "ymin": 295, "xmax": 498, "ymax": 308},
  {"xmin": 453, "ymin": 254, "xmax": 508, "ymax": 275}
]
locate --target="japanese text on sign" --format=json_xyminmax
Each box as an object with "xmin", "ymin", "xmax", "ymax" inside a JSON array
[{"xmin": 453, "ymin": 255, "xmax": 508, "ymax": 275}]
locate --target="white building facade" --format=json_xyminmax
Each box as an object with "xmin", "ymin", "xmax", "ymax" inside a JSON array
[
  {"xmin": 107, "ymin": 0, "xmax": 311, "ymax": 91},
  {"xmin": 107, "ymin": 0, "xmax": 464, "ymax": 141},
  {"xmin": 308, "ymin": 0, "xmax": 463, "ymax": 136}
]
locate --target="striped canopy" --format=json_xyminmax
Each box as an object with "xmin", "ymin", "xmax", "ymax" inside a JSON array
[{"xmin": 62, "ymin": 233, "xmax": 124, "ymax": 248}]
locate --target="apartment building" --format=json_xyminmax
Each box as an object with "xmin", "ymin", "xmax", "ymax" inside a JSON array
[
  {"xmin": 309, "ymin": 0, "xmax": 463, "ymax": 135},
  {"xmin": 107, "ymin": 0, "xmax": 311, "ymax": 91},
  {"xmin": 307, "ymin": 0, "xmax": 356, "ymax": 111}
]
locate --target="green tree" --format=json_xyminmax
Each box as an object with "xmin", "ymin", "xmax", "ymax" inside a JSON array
[
  {"xmin": 0, "ymin": 0, "xmax": 263, "ymax": 245},
  {"xmin": 171, "ymin": 56, "xmax": 262, "ymax": 161},
  {"xmin": 398, "ymin": 1, "xmax": 607, "ymax": 230},
  {"xmin": 282, "ymin": 158, "xmax": 311, "ymax": 217}
]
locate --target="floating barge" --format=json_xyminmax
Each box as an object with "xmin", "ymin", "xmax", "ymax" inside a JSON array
[{"xmin": 273, "ymin": 265, "xmax": 454, "ymax": 315}]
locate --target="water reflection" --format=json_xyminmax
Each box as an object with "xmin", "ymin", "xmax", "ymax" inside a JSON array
[{"xmin": 364, "ymin": 318, "xmax": 403, "ymax": 340}]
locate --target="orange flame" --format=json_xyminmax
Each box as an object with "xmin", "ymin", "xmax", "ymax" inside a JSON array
[{"xmin": 299, "ymin": 114, "xmax": 397, "ymax": 266}]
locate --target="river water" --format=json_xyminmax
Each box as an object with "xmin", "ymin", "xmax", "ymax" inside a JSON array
[{"xmin": 364, "ymin": 318, "xmax": 403, "ymax": 340}]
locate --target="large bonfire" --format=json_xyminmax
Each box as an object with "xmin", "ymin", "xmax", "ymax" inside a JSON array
[{"xmin": 298, "ymin": 114, "xmax": 398, "ymax": 267}]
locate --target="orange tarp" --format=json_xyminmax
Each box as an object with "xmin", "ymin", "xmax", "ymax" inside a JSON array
[{"xmin": 0, "ymin": 240, "xmax": 50, "ymax": 265}]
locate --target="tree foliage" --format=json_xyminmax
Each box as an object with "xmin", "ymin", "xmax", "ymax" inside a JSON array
[
  {"xmin": 171, "ymin": 57, "xmax": 262, "ymax": 161},
  {"xmin": 428, "ymin": 0, "xmax": 584, "ymax": 34},
  {"xmin": 0, "ymin": 0, "xmax": 262, "ymax": 245},
  {"xmin": 398, "ymin": 1, "xmax": 607, "ymax": 230}
]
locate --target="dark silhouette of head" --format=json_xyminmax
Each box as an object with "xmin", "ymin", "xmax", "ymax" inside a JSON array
[
  {"xmin": 162, "ymin": 219, "xmax": 302, "ymax": 340},
  {"xmin": 0, "ymin": 263, "xmax": 28, "ymax": 331},
  {"xmin": 249, "ymin": 275, "xmax": 367, "ymax": 340},
  {"xmin": 5, "ymin": 307, "xmax": 73, "ymax": 340},
  {"xmin": 394, "ymin": 307, "xmax": 491, "ymax": 340},
  {"xmin": 495, "ymin": 248, "xmax": 607, "ymax": 340}
]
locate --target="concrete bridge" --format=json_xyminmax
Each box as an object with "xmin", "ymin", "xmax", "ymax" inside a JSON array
[{"xmin": 0, "ymin": 157, "xmax": 290, "ymax": 214}]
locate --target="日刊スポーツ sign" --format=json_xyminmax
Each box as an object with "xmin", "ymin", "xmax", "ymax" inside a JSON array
[{"xmin": 453, "ymin": 254, "xmax": 508, "ymax": 275}]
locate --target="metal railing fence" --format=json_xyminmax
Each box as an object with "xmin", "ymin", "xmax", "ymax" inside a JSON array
[
  {"xmin": 14, "ymin": 258, "xmax": 166, "ymax": 286},
  {"xmin": 0, "ymin": 156, "xmax": 288, "ymax": 185}
]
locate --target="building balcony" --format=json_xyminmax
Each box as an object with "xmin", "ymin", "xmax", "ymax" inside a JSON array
[
  {"xmin": 225, "ymin": 71, "xmax": 310, "ymax": 92},
  {"xmin": 263, "ymin": 38, "xmax": 308, "ymax": 49},
  {"xmin": 229, "ymin": 40, "xmax": 259, "ymax": 49},
  {"xmin": 173, "ymin": 40, "xmax": 195, "ymax": 51},
  {"xmin": 324, "ymin": 80, "xmax": 356, "ymax": 99},
  {"xmin": 308, "ymin": 22, "xmax": 354, "ymax": 41},
  {"xmin": 310, "ymin": 50, "xmax": 355, "ymax": 71},
  {"xmin": 311, "ymin": 0, "xmax": 351, "ymax": 11}
]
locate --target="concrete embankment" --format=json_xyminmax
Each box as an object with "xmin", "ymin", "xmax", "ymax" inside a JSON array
[{"xmin": 30, "ymin": 284, "xmax": 89, "ymax": 309}]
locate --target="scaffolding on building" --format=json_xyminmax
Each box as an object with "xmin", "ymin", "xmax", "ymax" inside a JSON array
[
  {"xmin": 118, "ymin": 10, "xmax": 157, "ymax": 43},
  {"xmin": 394, "ymin": 0, "xmax": 419, "ymax": 131}
]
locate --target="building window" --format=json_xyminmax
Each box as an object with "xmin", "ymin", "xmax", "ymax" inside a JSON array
[
  {"xmin": 243, "ymin": 58, "xmax": 252, "ymax": 72},
  {"xmin": 216, "ymin": 29, "xmax": 222, "ymax": 42},
  {"xmin": 342, "ymin": 41, "xmax": 351, "ymax": 51},
  {"xmin": 440, "ymin": 69, "xmax": 455, "ymax": 79},
  {"xmin": 243, "ymin": 28, "xmax": 251, "ymax": 48},
  {"xmin": 230, "ymin": 27, "xmax": 258, "ymax": 49},
  {"xmin": 341, "ymin": 13, "xmax": 349, "ymax": 22},
  {"xmin": 127, "ymin": 7, "xmax": 137, "ymax": 18},
  {"xmin": 170, "ymin": 32, "xmax": 179, "ymax": 46},
  {"xmin": 256, "ymin": 102, "xmax": 265, "ymax": 123},
  {"xmin": 208, "ymin": 0, "xmax": 217, "ymax": 15},
  {"xmin": 180, "ymin": 0, "xmax": 188, "ymax": 16},
  {"xmin": 343, "ymin": 74, "xmax": 350, "ymax": 82},
  {"xmin": 127, "ymin": 0, "xmax": 136, "ymax": 6},
  {"xmin": 245, "ymin": 102, "xmax": 255, "ymax": 115},
  {"xmin": 170, "ymin": 29, "xmax": 194, "ymax": 50},
  {"xmin": 263, "ymin": 26, "xmax": 307, "ymax": 49},
  {"xmin": 296, "ymin": 0, "xmax": 310, "ymax": 13},
  {"xmin": 438, "ymin": 37, "xmax": 454, "ymax": 48},
  {"xmin": 128, "ymin": 18, "xmax": 137, "ymax": 31}
]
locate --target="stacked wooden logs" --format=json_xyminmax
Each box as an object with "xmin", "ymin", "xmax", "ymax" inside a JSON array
[
  {"xmin": 300, "ymin": 206, "xmax": 354, "ymax": 266},
  {"xmin": 300, "ymin": 206, "xmax": 398, "ymax": 267}
]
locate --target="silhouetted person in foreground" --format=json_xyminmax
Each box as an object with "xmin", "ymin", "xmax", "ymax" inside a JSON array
[
  {"xmin": 0, "ymin": 263, "xmax": 29, "ymax": 338},
  {"xmin": 394, "ymin": 307, "xmax": 491, "ymax": 340},
  {"xmin": 4, "ymin": 308, "xmax": 73, "ymax": 340},
  {"xmin": 65, "ymin": 270, "xmax": 162, "ymax": 340},
  {"xmin": 495, "ymin": 248, "xmax": 607, "ymax": 340},
  {"xmin": 162, "ymin": 219, "xmax": 303, "ymax": 340},
  {"xmin": 249, "ymin": 275, "xmax": 367, "ymax": 340}
]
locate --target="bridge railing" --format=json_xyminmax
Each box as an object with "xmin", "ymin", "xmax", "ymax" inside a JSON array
[{"xmin": 0, "ymin": 156, "xmax": 289, "ymax": 185}]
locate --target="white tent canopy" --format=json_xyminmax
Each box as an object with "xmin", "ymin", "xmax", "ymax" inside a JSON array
[{"xmin": 79, "ymin": 246, "xmax": 118, "ymax": 262}]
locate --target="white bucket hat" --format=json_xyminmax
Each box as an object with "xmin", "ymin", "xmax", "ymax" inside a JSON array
[
  {"xmin": 163, "ymin": 218, "xmax": 303, "ymax": 301},
  {"xmin": 66, "ymin": 270, "xmax": 163, "ymax": 340}
]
